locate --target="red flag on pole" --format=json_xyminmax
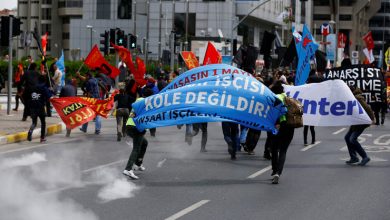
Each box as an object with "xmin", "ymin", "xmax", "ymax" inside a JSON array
[
  {"xmin": 362, "ymin": 31, "xmax": 375, "ymax": 50},
  {"xmin": 181, "ymin": 51, "xmax": 199, "ymax": 69},
  {"xmin": 84, "ymin": 45, "xmax": 120, "ymax": 79},
  {"xmin": 134, "ymin": 57, "xmax": 147, "ymax": 86},
  {"xmin": 41, "ymin": 32, "xmax": 48, "ymax": 56},
  {"xmin": 337, "ymin": 32, "xmax": 346, "ymax": 48},
  {"xmin": 111, "ymin": 43, "xmax": 137, "ymax": 74},
  {"xmin": 202, "ymin": 41, "xmax": 222, "ymax": 65}
]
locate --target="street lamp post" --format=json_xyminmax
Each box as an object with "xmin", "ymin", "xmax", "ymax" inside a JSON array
[{"xmin": 86, "ymin": 25, "xmax": 93, "ymax": 51}]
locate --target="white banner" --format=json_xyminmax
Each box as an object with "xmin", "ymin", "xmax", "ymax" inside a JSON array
[{"xmin": 284, "ymin": 80, "xmax": 371, "ymax": 126}]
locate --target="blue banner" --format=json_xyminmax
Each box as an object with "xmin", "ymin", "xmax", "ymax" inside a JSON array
[
  {"xmin": 161, "ymin": 64, "xmax": 254, "ymax": 92},
  {"xmin": 56, "ymin": 50, "xmax": 65, "ymax": 86},
  {"xmin": 133, "ymin": 67, "xmax": 286, "ymax": 134},
  {"xmin": 295, "ymin": 25, "xmax": 318, "ymax": 86}
]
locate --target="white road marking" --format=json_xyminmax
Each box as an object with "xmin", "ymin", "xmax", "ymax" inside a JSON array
[
  {"xmin": 340, "ymin": 156, "xmax": 388, "ymax": 162},
  {"xmin": 247, "ymin": 165, "xmax": 272, "ymax": 179},
  {"xmin": 333, "ymin": 128, "xmax": 346, "ymax": 135},
  {"xmin": 165, "ymin": 200, "xmax": 210, "ymax": 220},
  {"xmin": 157, "ymin": 158, "xmax": 167, "ymax": 168},
  {"xmin": 301, "ymin": 141, "xmax": 321, "ymax": 152},
  {"xmin": 82, "ymin": 159, "xmax": 127, "ymax": 173},
  {"xmin": 0, "ymin": 139, "xmax": 80, "ymax": 155}
]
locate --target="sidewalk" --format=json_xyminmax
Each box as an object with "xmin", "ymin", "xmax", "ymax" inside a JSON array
[{"xmin": 0, "ymin": 108, "xmax": 64, "ymax": 145}]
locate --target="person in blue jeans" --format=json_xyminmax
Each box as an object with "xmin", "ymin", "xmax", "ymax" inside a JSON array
[
  {"xmin": 344, "ymin": 87, "xmax": 375, "ymax": 166},
  {"xmin": 77, "ymin": 71, "xmax": 102, "ymax": 134}
]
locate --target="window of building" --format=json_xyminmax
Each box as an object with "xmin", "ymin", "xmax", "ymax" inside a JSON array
[
  {"xmin": 42, "ymin": 0, "xmax": 52, "ymax": 4},
  {"xmin": 62, "ymin": 32, "xmax": 70, "ymax": 39},
  {"xmin": 97, "ymin": 0, "xmax": 111, "ymax": 19},
  {"xmin": 63, "ymin": 17, "xmax": 70, "ymax": 24},
  {"xmin": 42, "ymin": 8, "xmax": 51, "ymax": 20},
  {"xmin": 118, "ymin": 0, "xmax": 132, "ymax": 19},
  {"xmin": 174, "ymin": 13, "xmax": 196, "ymax": 37},
  {"xmin": 58, "ymin": 1, "xmax": 83, "ymax": 8},
  {"xmin": 314, "ymin": 0, "xmax": 329, "ymax": 6},
  {"xmin": 378, "ymin": 2, "xmax": 390, "ymax": 13},
  {"xmin": 313, "ymin": 14, "xmax": 331, "ymax": 20},
  {"xmin": 41, "ymin": 24, "xmax": 51, "ymax": 35},
  {"xmin": 339, "ymin": 14, "xmax": 352, "ymax": 21}
]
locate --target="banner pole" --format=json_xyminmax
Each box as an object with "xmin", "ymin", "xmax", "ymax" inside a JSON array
[{"xmin": 77, "ymin": 63, "xmax": 85, "ymax": 73}]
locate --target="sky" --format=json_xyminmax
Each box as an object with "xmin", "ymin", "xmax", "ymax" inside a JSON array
[{"xmin": 0, "ymin": 1, "xmax": 17, "ymax": 10}]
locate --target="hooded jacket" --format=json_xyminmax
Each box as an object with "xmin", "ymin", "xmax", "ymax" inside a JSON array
[{"xmin": 353, "ymin": 88, "xmax": 375, "ymax": 122}]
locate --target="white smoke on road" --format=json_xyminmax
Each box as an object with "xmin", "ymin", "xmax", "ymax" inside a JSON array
[
  {"xmin": 90, "ymin": 168, "xmax": 140, "ymax": 203},
  {"xmin": 0, "ymin": 152, "xmax": 98, "ymax": 220}
]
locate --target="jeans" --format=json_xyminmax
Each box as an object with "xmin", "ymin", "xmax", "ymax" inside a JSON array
[
  {"xmin": 246, "ymin": 129, "xmax": 261, "ymax": 152},
  {"xmin": 116, "ymin": 108, "xmax": 129, "ymax": 136},
  {"xmin": 271, "ymin": 124, "xmax": 294, "ymax": 176},
  {"xmin": 82, "ymin": 115, "xmax": 102, "ymax": 132},
  {"xmin": 125, "ymin": 126, "xmax": 148, "ymax": 170},
  {"xmin": 239, "ymin": 125, "xmax": 249, "ymax": 144},
  {"xmin": 29, "ymin": 109, "xmax": 46, "ymax": 139},
  {"xmin": 345, "ymin": 125, "xmax": 369, "ymax": 160}
]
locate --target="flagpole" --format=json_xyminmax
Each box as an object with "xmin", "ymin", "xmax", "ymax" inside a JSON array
[{"xmin": 77, "ymin": 63, "xmax": 85, "ymax": 73}]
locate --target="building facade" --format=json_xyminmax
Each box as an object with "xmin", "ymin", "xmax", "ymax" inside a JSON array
[
  {"xmin": 369, "ymin": 0, "xmax": 390, "ymax": 60},
  {"xmin": 18, "ymin": 0, "xmax": 290, "ymax": 61}
]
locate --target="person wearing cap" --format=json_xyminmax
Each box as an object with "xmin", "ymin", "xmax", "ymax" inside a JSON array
[{"xmin": 114, "ymin": 83, "xmax": 135, "ymax": 141}]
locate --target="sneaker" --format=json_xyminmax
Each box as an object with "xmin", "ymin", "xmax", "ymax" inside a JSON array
[
  {"xmin": 27, "ymin": 131, "xmax": 32, "ymax": 141},
  {"xmin": 248, "ymin": 151, "xmax": 255, "ymax": 155},
  {"xmin": 12, "ymin": 108, "xmax": 18, "ymax": 111},
  {"xmin": 271, "ymin": 171, "xmax": 277, "ymax": 177},
  {"xmin": 272, "ymin": 174, "xmax": 280, "ymax": 184},
  {"xmin": 117, "ymin": 133, "xmax": 122, "ymax": 142},
  {"xmin": 231, "ymin": 153, "xmax": 236, "ymax": 160},
  {"xmin": 311, "ymin": 140, "xmax": 316, "ymax": 145},
  {"xmin": 40, "ymin": 138, "xmax": 47, "ymax": 143},
  {"xmin": 123, "ymin": 169, "xmax": 139, "ymax": 179},
  {"xmin": 358, "ymin": 157, "xmax": 370, "ymax": 166},
  {"xmin": 22, "ymin": 117, "xmax": 27, "ymax": 121},
  {"xmin": 95, "ymin": 130, "xmax": 100, "ymax": 135},
  {"xmin": 133, "ymin": 164, "xmax": 146, "ymax": 171},
  {"xmin": 263, "ymin": 153, "xmax": 271, "ymax": 160},
  {"xmin": 304, "ymin": 143, "xmax": 309, "ymax": 146},
  {"xmin": 381, "ymin": 119, "xmax": 385, "ymax": 125},
  {"xmin": 79, "ymin": 128, "xmax": 87, "ymax": 133},
  {"xmin": 345, "ymin": 158, "xmax": 360, "ymax": 165},
  {"xmin": 200, "ymin": 147, "xmax": 207, "ymax": 152}
]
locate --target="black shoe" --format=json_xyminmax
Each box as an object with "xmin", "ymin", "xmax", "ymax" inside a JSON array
[
  {"xmin": 358, "ymin": 157, "xmax": 370, "ymax": 166},
  {"xmin": 381, "ymin": 119, "xmax": 385, "ymax": 125},
  {"xmin": 22, "ymin": 117, "xmax": 27, "ymax": 121},
  {"xmin": 80, "ymin": 128, "xmax": 87, "ymax": 133},
  {"xmin": 345, "ymin": 158, "xmax": 360, "ymax": 165},
  {"xmin": 311, "ymin": 140, "xmax": 316, "ymax": 144},
  {"xmin": 227, "ymin": 143, "xmax": 233, "ymax": 154},
  {"xmin": 230, "ymin": 153, "xmax": 236, "ymax": 160},
  {"xmin": 27, "ymin": 131, "xmax": 32, "ymax": 141},
  {"xmin": 263, "ymin": 152, "xmax": 271, "ymax": 160},
  {"xmin": 117, "ymin": 133, "xmax": 122, "ymax": 142},
  {"xmin": 200, "ymin": 147, "xmax": 207, "ymax": 152},
  {"xmin": 95, "ymin": 130, "xmax": 101, "ymax": 135}
]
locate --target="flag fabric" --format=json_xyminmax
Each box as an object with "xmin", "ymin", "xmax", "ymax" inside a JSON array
[
  {"xmin": 56, "ymin": 50, "xmax": 65, "ymax": 86},
  {"xmin": 32, "ymin": 22, "xmax": 44, "ymax": 56},
  {"xmin": 362, "ymin": 31, "xmax": 375, "ymax": 50},
  {"xmin": 338, "ymin": 32, "xmax": 346, "ymax": 48},
  {"xmin": 295, "ymin": 25, "xmax": 319, "ymax": 86},
  {"xmin": 132, "ymin": 65, "xmax": 286, "ymax": 134},
  {"xmin": 202, "ymin": 41, "xmax": 222, "ymax": 65},
  {"xmin": 41, "ymin": 32, "xmax": 48, "ymax": 56},
  {"xmin": 112, "ymin": 43, "xmax": 136, "ymax": 74},
  {"xmin": 134, "ymin": 57, "xmax": 147, "ymax": 86},
  {"xmin": 50, "ymin": 90, "xmax": 119, "ymax": 129},
  {"xmin": 284, "ymin": 80, "xmax": 371, "ymax": 126},
  {"xmin": 385, "ymin": 47, "xmax": 390, "ymax": 67},
  {"xmin": 363, "ymin": 48, "xmax": 375, "ymax": 64},
  {"xmin": 320, "ymin": 23, "xmax": 331, "ymax": 36},
  {"xmin": 281, "ymin": 37, "xmax": 298, "ymax": 66},
  {"xmin": 84, "ymin": 45, "xmax": 120, "ymax": 79},
  {"xmin": 181, "ymin": 51, "xmax": 199, "ymax": 70}
]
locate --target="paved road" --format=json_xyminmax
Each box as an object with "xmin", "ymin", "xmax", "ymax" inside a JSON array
[{"xmin": 0, "ymin": 117, "xmax": 389, "ymax": 220}]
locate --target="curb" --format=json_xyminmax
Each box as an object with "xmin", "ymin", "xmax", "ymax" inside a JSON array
[{"xmin": 0, "ymin": 122, "xmax": 65, "ymax": 145}]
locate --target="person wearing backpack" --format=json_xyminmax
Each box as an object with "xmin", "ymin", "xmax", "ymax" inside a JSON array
[{"xmin": 270, "ymin": 80, "xmax": 296, "ymax": 184}]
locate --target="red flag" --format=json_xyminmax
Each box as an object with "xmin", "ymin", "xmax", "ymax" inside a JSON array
[
  {"xmin": 181, "ymin": 51, "xmax": 199, "ymax": 69},
  {"xmin": 202, "ymin": 41, "xmax": 222, "ymax": 65},
  {"xmin": 50, "ymin": 90, "xmax": 119, "ymax": 129},
  {"xmin": 84, "ymin": 45, "xmax": 120, "ymax": 79},
  {"xmin": 41, "ymin": 32, "xmax": 48, "ymax": 56},
  {"xmin": 111, "ymin": 43, "xmax": 137, "ymax": 74},
  {"xmin": 337, "ymin": 33, "xmax": 346, "ymax": 48},
  {"xmin": 134, "ymin": 57, "xmax": 147, "ymax": 86},
  {"xmin": 362, "ymin": 31, "xmax": 375, "ymax": 50}
]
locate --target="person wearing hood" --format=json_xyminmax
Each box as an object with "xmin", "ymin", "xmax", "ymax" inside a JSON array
[{"xmin": 344, "ymin": 86, "xmax": 375, "ymax": 166}]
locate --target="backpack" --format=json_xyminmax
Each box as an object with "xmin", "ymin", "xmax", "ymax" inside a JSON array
[{"xmin": 284, "ymin": 96, "xmax": 303, "ymax": 128}]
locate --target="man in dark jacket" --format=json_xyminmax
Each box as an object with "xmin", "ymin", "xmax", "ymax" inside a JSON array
[
  {"xmin": 27, "ymin": 76, "xmax": 49, "ymax": 142},
  {"xmin": 344, "ymin": 87, "xmax": 375, "ymax": 166},
  {"xmin": 60, "ymin": 79, "xmax": 77, "ymax": 137},
  {"xmin": 20, "ymin": 63, "xmax": 40, "ymax": 121}
]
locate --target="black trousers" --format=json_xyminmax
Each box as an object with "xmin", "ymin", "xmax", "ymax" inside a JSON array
[
  {"xmin": 193, "ymin": 123, "xmax": 208, "ymax": 149},
  {"xmin": 221, "ymin": 122, "xmax": 239, "ymax": 154},
  {"xmin": 271, "ymin": 125, "xmax": 295, "ymax": 176},
  {"xmin": 246, "ymin": 129, "xmax": 261, "ymax": 152},
  {"xmin": 22, "ymin": 91, "xmax": 31, "ymax": 119},
  {"xmin": 125, "ymin": 126, "xmax": 148, "ymax": 170},
  {"xmin": 303, "ymin": 126, "xmax": 315, "ymax": 144},
  {"xmin": 29, "ymin": 109, "xmax": 46, "ymax": 139}
]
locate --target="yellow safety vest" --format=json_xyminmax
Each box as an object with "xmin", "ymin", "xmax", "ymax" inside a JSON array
[
  {"xmin": 276, "ymin": 93, "xmax": 287, "ymax": 123},
  {"xmin": 126, "ymin": 97, "xmax": 144, "ymax": 126}
]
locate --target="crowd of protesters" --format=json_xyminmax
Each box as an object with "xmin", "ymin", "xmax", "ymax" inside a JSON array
[{"xmin": 0, "ymin": 53, "xmax": 388, "ymax": 185}]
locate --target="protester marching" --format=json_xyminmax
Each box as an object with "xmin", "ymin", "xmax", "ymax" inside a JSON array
[{"xmin": 1, "ymin": 24, "xmax": 388, "ymax": 186}]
